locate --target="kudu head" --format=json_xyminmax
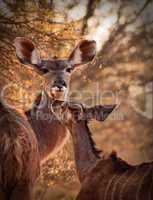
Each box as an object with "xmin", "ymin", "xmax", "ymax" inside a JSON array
[{"xmin": 14, "ymin": 37, "xmax": 96, "ymax": 101}]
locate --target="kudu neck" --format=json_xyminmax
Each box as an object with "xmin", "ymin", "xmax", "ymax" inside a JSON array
[
  {"xmin": 69, "ymin": 120, "xmax": 101, "ymax": 182},
  {"xmin": 31, "ymin": 91, "xmax": 54, "ymax": 113}
]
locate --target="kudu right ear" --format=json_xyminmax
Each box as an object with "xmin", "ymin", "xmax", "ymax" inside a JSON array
[
  {"xmin": 69, "ymin": 40, "xmax": 96, "ymax": 69},
  {"xmin": 14, "ymin": 37, "xmax": 41, "ymax": 67}
]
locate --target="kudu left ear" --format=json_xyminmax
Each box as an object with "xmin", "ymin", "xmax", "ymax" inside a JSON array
[
  {"xmin": 95, "ymin": 104, "xmax": 116, "ymax": 121},
  {"xmin": 69, "ymin": 40, "xmax": 96, "ymax": 68},
  {"xmin": 14, "ymin": 37, "xmax": 41, "ymax": 67},
  {"xmin": 82, "ymin": 104, "xmax": 116, "ymax": 122}
]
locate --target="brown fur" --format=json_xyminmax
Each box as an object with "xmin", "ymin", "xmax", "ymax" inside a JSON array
[
  {"xmin": 6, "ymin": 37, "xmax": 97, "ymax": 199},
  {"xmin": 0, "ymin": 102, "xmax": 40, "ymax": 200},
  {"xmin": 77, "ymin": 157, "xmax": 153, "ymax": 200},
  {"xmin": 26, "ymin": 92, "xmax": 69, "ymax": 162},
  {"xmin": 66, "ymin": 110, "xmax": 153, "ymax": 200}
]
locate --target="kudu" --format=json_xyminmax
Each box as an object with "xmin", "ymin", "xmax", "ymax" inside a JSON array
[
  {"xmin": 65, "ymin": 106, "xmax": 153, "ymax": 200},
  {"xmin": 14, "ymin": 37, "xmax": 97, "ymax": 162},
  {"xmin": 0, "ymin": 38, "xmax": 97, "ymax": 199}
]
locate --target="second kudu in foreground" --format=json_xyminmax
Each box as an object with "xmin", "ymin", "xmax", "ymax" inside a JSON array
[
  {"xmin": 65, "ymin": 106, "xmax": 153, "ymax": 200},
  {"xmin": 14, "ymin": 37, "xmax": 97, "ymax": 162}
]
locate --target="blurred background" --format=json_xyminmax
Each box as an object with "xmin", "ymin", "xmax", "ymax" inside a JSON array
[{"xmin": 0, "ymin": 0, "xmax": 153, "ymax": 199}]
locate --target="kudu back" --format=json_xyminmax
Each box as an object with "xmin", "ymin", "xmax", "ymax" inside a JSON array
[
  {"xmin": 65, "ymin": 107, "xmax": 153, "ymax": 200},
  {"xmin": 14, "ymin": 37, "xmax": 97, "ymax": 162},
  {"xmin": 0, "ymin": 102, "xmax": 40, "ymax": 200}
]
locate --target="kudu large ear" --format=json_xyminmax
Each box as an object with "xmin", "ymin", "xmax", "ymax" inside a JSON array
[
  {"xmin": 69, "ymin": 40, "xmax": 96, "ymax": 68},
  {"xmin": 83, "ymin": 104, "xmax": 116, "ymax": 122},
  {"xmin": 14, "ymin": 37, "xmax": 41, "ymax": 66}
]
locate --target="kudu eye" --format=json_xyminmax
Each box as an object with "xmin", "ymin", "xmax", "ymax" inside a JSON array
[
  {"xmin": 66, "ymin": 67, "xmax": 73, "ymax": 73},
  {"xmin": 40, "ymin": 67, "xmax": 49, "ymax": 74}
]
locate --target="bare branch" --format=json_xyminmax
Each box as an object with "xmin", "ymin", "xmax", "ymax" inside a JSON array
[
  {"xmin": 82, "ymin": 0, "xmax": 97, "ymax": 34},
  {"xmin": 98, "ymin": 0, "xmax": 153, "ymax": 65},
  {"xmin": 127, "ymin": 0, "xmax": 153, "ymax": 25},
  {"xmin": 0, "ymin": 17, "xmax": 66, "ymax": 25}
]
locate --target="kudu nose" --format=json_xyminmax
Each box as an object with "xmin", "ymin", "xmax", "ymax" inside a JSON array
[{"xmin": 53, "ymin": 80, "xmax": 67, "ymax": 89}]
